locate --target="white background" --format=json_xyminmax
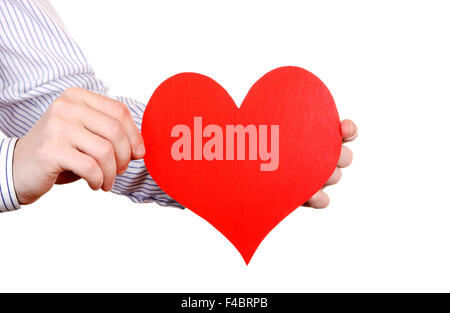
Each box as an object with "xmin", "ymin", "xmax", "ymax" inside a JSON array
[{"xmin": 0, "ymin": 0, "xmax": 449, "ymax": 292}]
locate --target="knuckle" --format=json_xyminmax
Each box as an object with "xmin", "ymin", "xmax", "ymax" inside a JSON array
[
  {"xmin": 109, "ymin": 120, "xmax": 124, "ymax": 139},
  {"xmin": 83, "ymin": 158, "xmax": 99, "ymax": 174},
  {"xmin": 62, "ymin": 87, "xmax": 81, "ymax": 97},
  {"xmin": 49, "ymin": 98, "xmax": 66, "ymax": 115},
  {"xmin": 98, "ymin": 142, "xmax": 114, "ymax": 159},
  {"xmin": 49, "ymin": 96, "xmax": 76, "ymax": 116},
  {"xmin": 114, "ymin": 101, "xmax": 130, "ymax": 120}
]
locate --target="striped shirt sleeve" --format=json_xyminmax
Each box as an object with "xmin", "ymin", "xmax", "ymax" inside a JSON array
[
  {"xmin": 0, "ymin": 138, "xmax": 20, "ymax": 212},
  {"xmin": 0, "ymin": 0, "xmax": 184, "ymax": 210}
]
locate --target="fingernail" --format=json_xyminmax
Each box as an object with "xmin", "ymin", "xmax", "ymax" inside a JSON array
[{"xmin": 136, "ymin": 144, "xmax": 146, "ymax": 157}]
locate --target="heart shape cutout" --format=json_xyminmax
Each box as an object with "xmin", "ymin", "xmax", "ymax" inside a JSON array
[{"xmin": 142, "ymin": 66, "xmax": 341, "ymax": 264}]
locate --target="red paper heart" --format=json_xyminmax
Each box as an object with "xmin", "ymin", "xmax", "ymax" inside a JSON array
[{"xmin": 142, "ymin": 66, "xmax": 341, "ymax": 264}]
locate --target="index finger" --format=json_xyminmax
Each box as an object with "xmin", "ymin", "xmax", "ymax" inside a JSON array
[{"xmin": 76, "ymin": 88, "xmax": 145, "ymax": 160}]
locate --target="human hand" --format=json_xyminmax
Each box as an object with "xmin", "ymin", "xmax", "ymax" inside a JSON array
[
  {"xmin": 13, "ymin": 87, "xmax": 145, "ymax": 205},
  {"xmin": 305, "ymin": 119, "xmax": 358, "ymax": 209}
]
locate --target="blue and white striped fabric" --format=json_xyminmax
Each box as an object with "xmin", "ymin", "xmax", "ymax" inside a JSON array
[
  {"xmin": 0, "ymin": 0, "xmax": 183, "ymax": 211},
  {"xmin": 0, "ymin": 138, "xmax": 20, "ymax": 212}
]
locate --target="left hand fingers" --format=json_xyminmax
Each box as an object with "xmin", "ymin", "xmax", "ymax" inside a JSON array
[
  {"xmin": 325, "ymin": 167, "xmax": 342, "ymax": 186},
  {"xmin": 338, "ymin": 120, "xmax": 357, "ymax": 167},
  {"xmin": 341, "ymin": 119, "xmax": 358, "ymax": 142},
  {"xmin": 305, "ymin": 190, "xmax": 330, "ymax": 209},
  {"xmin": 304, "ymin": 119, "xmax": 357, "ymax": 209},
  {"xmin": 338, "ymin": 145, "xmax": 353, "ymax": 168}
]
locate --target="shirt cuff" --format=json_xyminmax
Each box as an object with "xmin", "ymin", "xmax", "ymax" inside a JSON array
[{"xmin": 0, "ymin": 138, "xmax": 20, "ymax": 212}]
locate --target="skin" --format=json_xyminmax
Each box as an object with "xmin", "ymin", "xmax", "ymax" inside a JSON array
[
  {"xmin": 13, "ymin": 87, "xmax": 145, "ymax": 205},
  {"xmin": 305, "ymin": 119, "xmax": 358, "ymax": 209},
  {"xmin": 12, "ymin": 87, "xmax": 357, "ymax": 208}
]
